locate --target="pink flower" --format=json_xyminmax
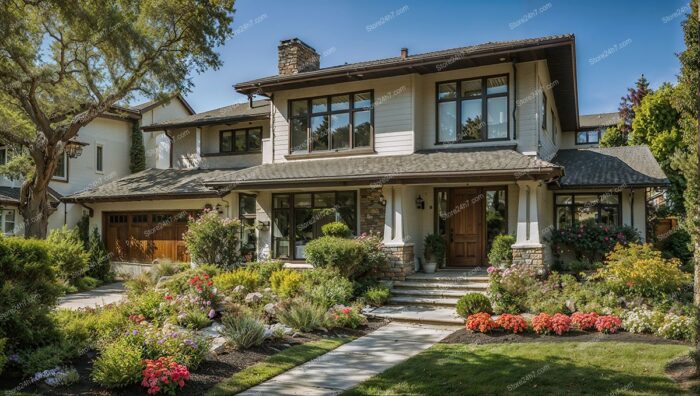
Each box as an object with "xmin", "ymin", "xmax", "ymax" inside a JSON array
[
  {"xmin": 487, "ymin": 266, "xmax": 496, "ymax": 274},
  {"xmin": 208, "ymin": 309, "xmax": 216, "ymax": 319}
]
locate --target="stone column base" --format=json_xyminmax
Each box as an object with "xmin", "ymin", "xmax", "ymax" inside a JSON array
[
  {"xmin": 511, "ymin": 245, "xmax": 545, "ymax": 268},
  {"xmin": 373, "ymin": 244, "xmax": 415, "ymax": 281}
]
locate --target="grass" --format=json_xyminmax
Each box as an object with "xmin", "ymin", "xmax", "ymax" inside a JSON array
[
  {"xmin": 344, "ymin": 342, "xmax": 690, "ymax": 396},
  {"xmin": 207, "ymin": 337, "xmax": 352, "ymax": 396}
]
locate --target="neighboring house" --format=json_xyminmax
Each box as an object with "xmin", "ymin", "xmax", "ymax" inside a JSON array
[
  {"xmin": 566, "ymin": 111, "xmax": 620, "ymax": 146},
  {"xmin": 64, "ymin": 34, "xmax": 669, "ymax": 278},
  {"xmin": 0, "ymin": 96, "xmax": 194, "ymax": 236}
]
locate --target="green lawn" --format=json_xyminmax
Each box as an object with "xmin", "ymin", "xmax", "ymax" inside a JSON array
[
  {"xmin": 344, "ymin": 342, "xmax": 689, "ymax": 396},
  {"xmin": 208, "ymin": 337, "xmax": 352, "ymax": 396}
]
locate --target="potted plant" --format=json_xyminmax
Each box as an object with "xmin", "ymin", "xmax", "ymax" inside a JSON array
[{"xmin": 423, "ymin": 234, "xmax": 446, "ymax": 274}]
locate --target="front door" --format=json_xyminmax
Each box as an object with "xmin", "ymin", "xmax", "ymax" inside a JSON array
[{"xmin": 448, "ymin": 188, "xmax": 484, "ymax": 267}]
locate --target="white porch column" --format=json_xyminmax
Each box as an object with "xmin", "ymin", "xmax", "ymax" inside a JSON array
[
  {"xmin": 382, "ymin": 186, "xmax": 394, "ymax": 244},
  {"xmin": 393, "ymin": 186, "xmax": 404, "ymax": 244},
  {"xmin": 195, "ymin": 127, "xmax": 202, "ymax": 166},
  {"xmin": 514, "ymin": 180, "xmax": 542, "ymax": 247}
]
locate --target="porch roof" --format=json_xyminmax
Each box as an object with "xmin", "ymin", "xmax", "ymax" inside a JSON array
[
  {"xmin": 62, "ymin": 168, "xmax": 233, "ymax": 203},
  {"xmin": 0, "ymin": 186, "xmax": 20, "ymax": 205},
  {"xmin": 204, "ymin": 147, "xmax": 562, "ymax": 189},
  {"xmin": 551, "ymin": 146, "xmax": 669, "ymax": 188}
]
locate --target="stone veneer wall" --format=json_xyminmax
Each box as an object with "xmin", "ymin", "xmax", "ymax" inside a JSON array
[
  {"xmin": 511, "ymin": 245, "xmax": 545, "ymax": 268},
  {"xmin": 373, "ymin": 244, "xmax": 415, "ymax": 281},
  {"xmin": 359, "ymin": 188, "xmax": 385, "ymax": 236},
  {"xmin": 278, "ymin": 39, "xmax": 320, "ymax": 75}
]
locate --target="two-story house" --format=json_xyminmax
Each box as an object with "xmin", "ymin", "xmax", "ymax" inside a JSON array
[{"xmin": 65, "ymin": 35, "xmax": 668, "ymax": 278}]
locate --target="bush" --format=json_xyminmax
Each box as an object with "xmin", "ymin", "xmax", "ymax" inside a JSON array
[
  {"xmin": 18, "ymin": 344, "xmax": 71, "ymax": 376},
  {"xmin": 184, "ymin": 210, "xmax": 242, "ymax": 269},
  {"xmin": 0, "ymin": 236, "xmax": 62, "ymax": 348},
  {"xmin": 423, "ymin": 234, "xmax": 446, "ymax": 267},
  {"xmin": 547, "ymin": 220, "xmax": 640, "ymax": 263},
  {"xmin": 571, "ymin": 312, "xmax": 600, "ymax": 331},
  {"xmin": 277, "ymin": 299, "xmax": 327, "ymax": 332},
  {"xmin": 531, "ymin": 313, "xmax": 553, "ymax": 335},
  {"xmin": 159, "ymin": 264, "xmax": 221, "ymax": 295},
  {"xmin": 125, "ymin": 271, "xmax": 156, "ymax": 296},
  {"xmin": 0, "ymin": 338, "xmax": 6, "ymax": 376},
  {"xmin": 153, "ymin": 260, "xmax": 189, "ymax": 278},
  {"xmin": 221, "ymin": 313, "xmax": 266, "ymax": 349},
  {"xmin": 466, "ymin": 312, "xmax": 495, "ymax": 333},
  {"xmin": 656, "ymin": 228, "xmax": 693, "ymax": 268},
  {"xmin": 53, "ymin": 305, "xmax": 130, "ymax": 352},
  {"xmin": 270, "ymin": 269, "xmax": 303, "ymax": 298},
  {"xmin": 177, "ymin": 308, "xmax": 212, "ymax": 330},
  {"xmin": 141, "ymin": 357, "xmax": 190, "ymax": 395},
  {"xmin": 328, "ymin": 305, "xmax": 367, "ymax": 329},
  {"xmin": 595, "ymin": 315, "xmax": 622, "ymax": 334},
  {"xmin": 246, "ymin": 260, "xmax": 284, "ymax": 282},
  {"xmin": 597, "ymin": 244, "xmax": 690, "ymax": 299},
  {"xmin": 456, "ymin": 293, "xmax": 492, "ymax": 318},
  {"xmin": 304, "ymin": 236, "xmax": 365, "ymax": 278},
  {"xmin": 622, "ymin": 308, "xmax": 657, "ymax": 334},
  {"xmin": 495, "ymin": 314, "xmax": 528, "ymax": 334},
  {"xmin": 487, "ymin": 234, "xmax": 515, "ymax": 267},
  {"xmin": 656, "ymin": 313, "xmax": 694, "ymax": 341},
  {"xmin": 92, "ymin": 338, "xmax": 143, "ymax": 388},
  {"xmin": 75, "ymin": 276, "xmax": 102, "ymax": 291},
  {"xmin": 214, "ymin": 269, "xmax": 262, "ymax": 292},
  {"xmin": 302, "ymin": 268, "xmax": 354, "ymax": 308},
  {"xmin": 550, "ymin": 313, "xmax": 572, "ymax": 335},
  {"xmin": 321, "ymin": 221, "xmax": 352, "ymax": 238},
  {"xmin": 123, "ymin": 324, "xmax": 210, "ymax": 369},
  {"xmin": 356, "ymin": 233, "xmax": 388, "ymax": 273},
  {"xmin": 487, "ymin": 264, "xmax": 539, "ymax": 314},
  {"xmin": 362, "ymin": 285, "xmax": 391, "ymax": 307},
  {"xmin": 131, "ymin": 290, "xmax": 169, "ymax": 321},
  {"xmin": 85, "ymin": 227, "xmax": 113, "ymax": 281},
  {"xmin": 47, "ymin": 226, "xmax": 90, "ymax": 283}
]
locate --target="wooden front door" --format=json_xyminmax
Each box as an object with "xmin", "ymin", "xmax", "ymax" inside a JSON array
[{"xmin": 448, "ymin": 188, "xmax": 484, "ymax": 267}]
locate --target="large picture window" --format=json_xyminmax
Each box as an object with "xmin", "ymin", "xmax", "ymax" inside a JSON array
[
  {"xmin": 289, "ymin": 91, "xmax": 373, "ymax": 154},
  {"xmin": 239, "ymin": 194, "xmax": 257, "ymax": 262},
  {"xmin": 576, "ymin": 129, "xmax": 602, "ymax": 145},
  {"xmin": 436, "ymin": 75, "xmax": 508, "ymax": 143},
  {"xmin": 272, "ymin": 191, "xmax": 357, "ymax": 260},
  {"xmin": 220, "ymin": 128, "xmax": 262, "ymax": 153},
  {"xmin": 555, "ymin": 193, "xmax": 621, "ymax": 229}
]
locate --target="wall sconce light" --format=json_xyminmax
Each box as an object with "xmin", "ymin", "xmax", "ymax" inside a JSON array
[
  {"xmin": 378, "ymin": 193, "xmax": 387, "ymax": 206},
  {"xmin": 415, "ymin": 195, "xmax": 425, "ymax": 210},
  {"xmin": 255, "ymin": 220, "xmax": 270, "ymax": 231},
  {"xmin": 214, "ymin": 204, "xmax": 224, "ymax": 214},
  {"xmin": 65, "ymin": 140, "xmax": 87, "ymax": 158}
]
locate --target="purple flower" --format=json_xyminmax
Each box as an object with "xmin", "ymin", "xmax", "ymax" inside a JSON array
[
  {"xmin": 9, "ymin": 354, "xmax": 20, "ymax": 363},
  {"xmin": 132, "ymin": 329, "xmax": 139, "ymax": 336},
  {"xmin": 158, "ymin": 339, "xmax": 165, "ymax": 345},
  {"xmin": 208, "ymin": 309, "xmax": 216, "ymax": 319}
]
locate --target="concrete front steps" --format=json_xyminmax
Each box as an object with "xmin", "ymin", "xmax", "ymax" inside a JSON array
[{"xmin": 368, "ymin": 270, "xmax": 489, "ymax": 326}]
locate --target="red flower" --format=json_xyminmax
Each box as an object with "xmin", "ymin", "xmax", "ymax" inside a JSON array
[
  {"xmin": 466, "ymin": 312, "xmax": 496, "ymax": 333},
  {"xmin": 571, "ymin": 312, "xmax": 599, "ymax": 331},
  {"xmin": 595, "ymin": 315, "xmax": 622, "ymax": 334},
  {"xmin": 532, "ymin": 313, "xmax": 553, "ymax": 334},
  {"xmin": 495, "ymin": 314, "xmax": 528, "ymax": 334},
  {"xmin": 550, "ymin": 313, "xmax": 571, "ymax": 335}
]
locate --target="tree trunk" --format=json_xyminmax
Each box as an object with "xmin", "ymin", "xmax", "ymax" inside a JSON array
[
  {"xmin": 695, "ymin": 1, "xmax": 700, "ymax": 375},
  {"xmin": 19, "ymin": 176, "xmax": 51, "ymax": 239}
]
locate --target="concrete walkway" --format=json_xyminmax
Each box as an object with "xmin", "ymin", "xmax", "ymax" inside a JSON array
[
  {"xmin": 238, "ymin": 322, "xmax": 459, "ymax": 395},
  {"xmin": 57, "ymin": 282, "xmax": 126, "ymax": 310}
]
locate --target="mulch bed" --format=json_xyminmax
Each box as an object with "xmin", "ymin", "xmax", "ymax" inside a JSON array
[
  {"xmin": 1, "ymin": 318, "xmax": 388, "ymax": 396},
  {"xmin": 442, "ymin": 328, "xmax": 690, "ymax": 346}
]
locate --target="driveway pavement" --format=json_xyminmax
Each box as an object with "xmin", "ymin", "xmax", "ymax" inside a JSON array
[{"xmin": 57, "ymin": 282, "xmax": 126, "ymax": 310}]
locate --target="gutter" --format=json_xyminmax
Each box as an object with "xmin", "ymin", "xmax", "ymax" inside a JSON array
[{"xmin": 164, "ymin": 129, "xmax": 174, "ymax": 168}]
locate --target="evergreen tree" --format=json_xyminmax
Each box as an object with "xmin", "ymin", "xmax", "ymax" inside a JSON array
[{"xmin": 130, "ymin": 122, "xmax": 146, "ymax": 173}]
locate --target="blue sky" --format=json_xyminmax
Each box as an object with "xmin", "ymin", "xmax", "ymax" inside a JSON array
[{"xmin": 179, "ymin": 0, "xmax": 689, "ymax": 115}]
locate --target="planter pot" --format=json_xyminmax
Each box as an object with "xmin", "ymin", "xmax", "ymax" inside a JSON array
[{"xmin": 423, "ymin": 261, "xmax": 437, "ymax": 274}]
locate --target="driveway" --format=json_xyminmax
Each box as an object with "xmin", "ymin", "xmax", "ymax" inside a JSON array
[{"xmin": 57, "ymin": 282, "xmax": 126, "ymax": 310}]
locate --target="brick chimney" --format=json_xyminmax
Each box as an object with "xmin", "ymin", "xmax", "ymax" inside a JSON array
[{"xmin": 278, "ymin": 38, "xmax": 320, "ymax": 75}]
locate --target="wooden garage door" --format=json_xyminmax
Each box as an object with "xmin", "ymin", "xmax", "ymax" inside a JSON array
[{"xmin": 104, "ymin": 212, "xmax": 193, "ymax": 263}]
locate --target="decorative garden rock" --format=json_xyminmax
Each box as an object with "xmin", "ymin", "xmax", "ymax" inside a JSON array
[
  {"xmin": 264, "ymin": 323, "xmax": 292, "ymax": 339},
  {"xmin": 233, "ymin": 285, "xmax": 246, "ymax": 293},
  {"xmin": 264, "ymin": 303, "xmax": 277, "ymax": 316},
  {"xmin": 245, "ymin": 292, "xmax": 263, "ymax": 303}
]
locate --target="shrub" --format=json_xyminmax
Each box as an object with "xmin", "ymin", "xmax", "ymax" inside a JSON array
[
  {"xmin": 188, "ymin": 272, "xmax": 221, "ymax": 307},
  {"xmin": 656, "ymin": 313, "xmax": 694, "ymax": 341},
  {"xmin": 45, "ymin": 367, "xmax": 80, "ymax": 387},
  {"xmin": 184, "ymin": 210, "xmax": 242, "ymax": 269},
  {"xmin": 245, "ymin": 260, "xmax": 284, "ymax": 282},
  {"xmin": 622, "ymin": 308, "xmax": 657, "ymax": 334},
  {"xmin": 141, "ymin": 357, "xmax": 190, "ymax": 395},
  {"xmin": 466, "ymin": 313, "xmax": 496, "ymax": 333},
  {"xmin": 356, "ymin": 233, "xmax": 388, "ymax": 273},
  {"xmin": 53, "ymin": 305, "xmax": 130, "ymax": 351},
  {"xmin": 0, "ymin": 236, "xmax": 62, "ymax": 348},
  {"xmin": 0, "ymin": 338, "xmax": 6, "ymax": 376},
  {"xmin": 597, "ymin": 244, "xmax": 690, "ymax": 299},
  {"xmin": 328, "ymin": 305, "xmax": 368, "ymax": 329},
  {"xmin": 159, "ymin": 265, "xmax": 221, "ymax": 295},
  {"xmin": 302, "ymin": 268, "xmax": 354, "ymax": 308},
  {"xmin": 123, "ymin": 324, "xmax": 210, "ymax": 369},
  {"xmin": 92, "ymin": 338, "xmax": 143, "ymax": 388},
  {"xmin": 571, "ymin": 312, "xmax": 600, "ymax": 331},
  {"xmin": 177, "ymin": 308, "xmax": 212, "ymax": 330},
  {"xmin": 85, "ymin": 227, "xmax": 113, "ymax": 281},
  {"xmin": 277, "ymin": 299, "xmax": 327, "ymax": 332},
  {"xmin": 322, "ymin": 221, "xmax": 352, "ymax": 238},
  {"xmin": 19, "ymin": 344, "xmax": 70, "ymax": 376},
  {"xmin": 270, "ymin": 269, "xmax": 303, "ymax": 298},
  {"xmin": 132, "ymin": 290, "xmax": 169, "ymax": 321},
  {"xmin": 221, "ymin": 313, "xmax": 266, "ymax": 350},
  {"xmin": 487, "ymin": 234, "xmax": 515, "ymax": 267},
  {"xmin": 495, "ymin": 314, "xmax": 528, "ymax": 333},
  {"xmin": 656, "ymin": 228, "xmax": 693, "ymax": 267},
  {"xmin": 75, "ymin": 275, "xmax": 102, "ymax": 291},
  {"xmin": 423, "ymin": 233, "xmax": 446, "ymax": 267},
  {"xmin": 456, "ymin": 293, "xmax": 492, "ymax": 318},
  {"xmin": 47, "ymin": 226, "xmax": 90, "ymax": 283},
  {"xmin": 362, "ymin": 285, "xmax": 391, "ymax": 307},
  {"xmin": 547, "ymin": 220, "xmax": 640, "ymax": 263},
  {"xmin": 125, "ymin": 271, "xmax": 157, "ymax": 296},
  {"xmin": 487, "ymin": 264, "xmax": 539, "ymax": 314},
  {"xmin": 595, "ymin": 315, "xmax": 622, "ymax": 334},
  {"xmin": 531, "ymin": 313, "xmax": 553, "ymax": 334},
  {"xmin": 304, "ymin": 236, "xmax": 365, "ymax": 278},
  {"xmin": 153, "ymin": 260, "xmax": 189, "ymax": 278},
  {"xmin": 550, "ymin": 313, "xmax": 571, "ymax": 335},
  {"xmin": 214, "ymin": 269, "xmax": 262, "ymax": 292}
]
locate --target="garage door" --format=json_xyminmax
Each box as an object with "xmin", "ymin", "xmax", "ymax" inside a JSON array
[{"xmin": 104, "ymin": 211, "xmax": 194, "ymax": 263}]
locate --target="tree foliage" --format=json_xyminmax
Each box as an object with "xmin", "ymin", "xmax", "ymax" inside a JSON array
[
  {"xmin": 0, "ymin": 0, "xmax": 236, "ymax": 237},
  {"xmin": 129, "ymin": 122, "xmax": 146, "ymax": 173},
  {"xmin": 599, "ymin": 125, "xmax": 628, "ymax": 148},
  {"xmin": 618, "ymin": 74, "xmax": 651, "ymax": 135}
]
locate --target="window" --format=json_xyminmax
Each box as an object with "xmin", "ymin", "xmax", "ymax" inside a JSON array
[
  {"xmin": 554, "ymin": 193, "xmax": 621, "ymax": 229},
  {"xmin": 239, "ymin": 194, "xmax": 257, "ymax": 262},
  {"xmin": 485, "ymin": 188, "xmax": 508, "ymax": 252},
  {"xmin": 96, "ymin": 145, "xmax": 103, "ymax": 172},
  {"xmin": 436, "ymin": 75, "xmax": 508, "ymax": 143},
  {"xmin": 220, "ymin": 128, "xmax": 262, "ymax": 153},
  {"xmin": 552, "ymin": 111, "xmax": 558, "ymax": 145},
  {"xmin": 272, "ymin": 191, "xmax": 357, "ymax": 260},
  {"xmin": 53, "ymin": 151, "xmax": 67, "ymax": 180},
  {"xmin": 541, "ymin": 91, "xmax": 547, "ymax": 130},
  {"xmin": 576, "ymin": 129, "xmax": 602, "ymax": 145},
  {"xmin": 0, "ymin": 146, "xmax": 6, "ymax": 165},
  {"xmin": 1, "ymin": 209, "xmax": 15, "ymax": 235},
  {"xmin": 289, "ymin": 91, "xmax": 373, "ymax": 154}
]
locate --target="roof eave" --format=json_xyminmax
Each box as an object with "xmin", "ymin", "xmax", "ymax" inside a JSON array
[
  {"xmin": 62, "ymin": 191, "xmax": 223, "ymax": 204},
  {"xmin": 141, "ymin": 114, "xmax": 269, "ymax": 131}
]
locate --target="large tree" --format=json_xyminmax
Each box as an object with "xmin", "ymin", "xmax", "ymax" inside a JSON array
[
  {"xmin": 0, "ymin": 0, "xmax": 235, "ymax": 237},
  {"xmin": 619, "ymin": 74, "xmax": 651, "ymax": 136}
]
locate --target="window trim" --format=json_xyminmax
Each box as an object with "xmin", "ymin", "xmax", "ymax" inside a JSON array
[
  {"xmin": 1, "ymin": 209, "xmax": 16, "ymax": 235},
  {"xmin": 541, "ymin": 90, "xmax": 548, "ymax": 130},
  {"xmin": 553, "ymin": 192, "xmax": 622, "ymax": 229},
  {"xmin": 95, "ymin": 144, "xmax": 104, "ymax": 173},
  {"xmin": 52, "ymin": 151, "xmax": 69, "ymax": 182},
  {"xmin": 575, "ymin": 129, "xmax": 602, "ymax": 145},
  {"xmin": 435, "ymin": 74, "xmax": 510, "ymax": 145},
  {"xmin": 219, "ymin": 127, "xmax": 263, "ymax": 154},
  {"xmin": 287, "ymin": 90, "xmax": 375, "ymax": 156},
  {"xmin": 239, "ymin": 193, "xmax": 257, "ymax": 262}
]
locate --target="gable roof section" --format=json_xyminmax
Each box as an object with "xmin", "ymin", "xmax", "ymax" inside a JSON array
[
  {"xmin": 0, "ymin": 186, "xmax": 62, "ymax": 206},
  {"xmin": 141, "ymin": 100, "xmax": 270, "ymax": 131},
  {"xmin": 579, "ymin": 112, "xmax": 620, "ymax": 130},
  {"xmin": 235, "ymin": 34, "xmax": 579, "ymax": 130},
  {"xmin": 131, "ymin": 94, "xmax": 196, "ymax": 115},
  {"xmin": 62, "ymin": 168, "xmax": 232, "ymax": 203},
  {"xmin": 552, "ymin": 146, "xmax": 668, "ymax": 188},
  {"xmin": 205, "ymin": 148, "xmax": 562, "ymax": 189}
]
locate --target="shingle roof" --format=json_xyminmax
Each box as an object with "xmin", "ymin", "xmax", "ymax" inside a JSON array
[
  {"xmin": 205, "ymin": 148, "xmax": 562, "ymax": 187},
  {"xmin": 141, "ymin": 100, "xmax": 270, "ymax": 131},
  {"xmin": 62, "ymin": 168, "xmax": 233, "ymax": 203},
  {"xmin": 579, "ymin": 112, "xmax": 620, "ymax": 129},
  {"xmin": 0, "ymin": 186, "xmax": 20, "ymax": 204},
  {"xmin": 552, "ymin": 146, "xmax": 668, "ymax": 188}
]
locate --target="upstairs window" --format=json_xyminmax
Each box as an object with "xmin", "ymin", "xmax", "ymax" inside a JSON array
[
  {"xmin": 1, "ymin": 209, "xmax": 15, "ymax": 235},
  {"xmin": 53, "ymin": 151, "xmax": 67, "ymax": 180},
  {"xmin": 289, "ymin": 91, "xmax": 373, "ymax": 154},
  {"xmin": 576, "ymin": 129, "xmax": 602, "ymax": 145},
  {"xmin": 96, "ymin": 145, "xmax": 104, "ymax": 172},
  {"xmin": 437, "ymin": 75, "xmax": 508, "ymax": 143},
  {"xmin": 220, "ymin": 128, "xmax": 262, "ymax": 154}
]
